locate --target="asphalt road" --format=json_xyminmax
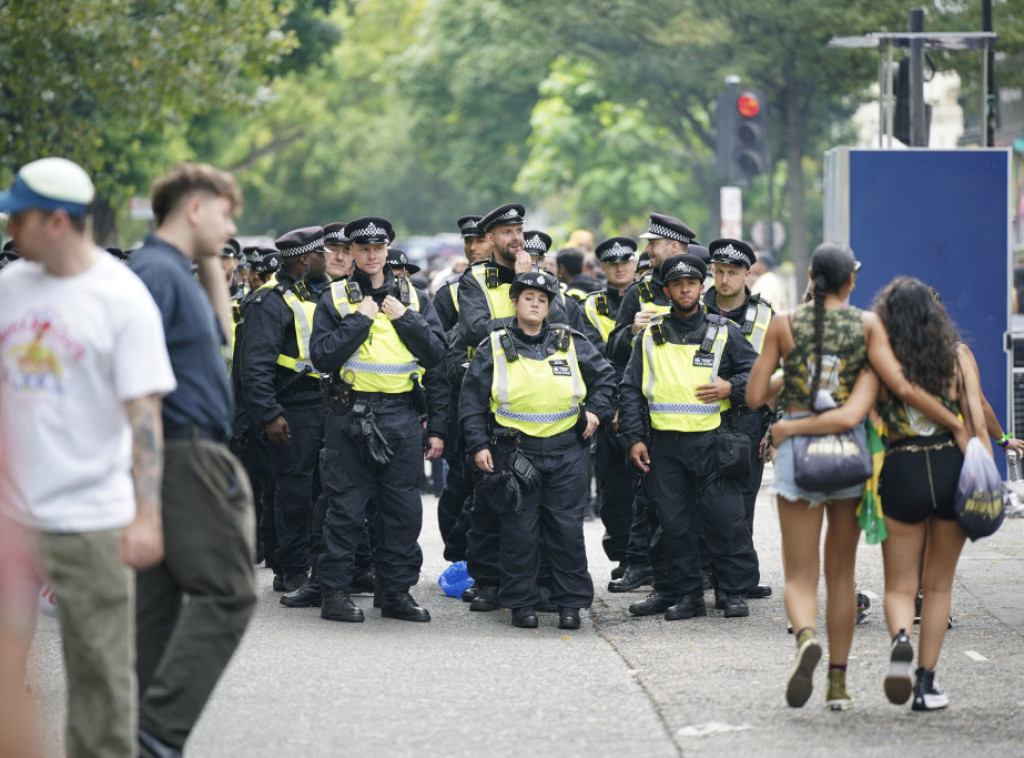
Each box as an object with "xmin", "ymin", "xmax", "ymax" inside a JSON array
[{"xmin": 27, "ymin": 465, "xmax": 1024, "ymax": 757}]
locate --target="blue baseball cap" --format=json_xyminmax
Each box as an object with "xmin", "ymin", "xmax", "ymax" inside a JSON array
[{"xmin": 0, "ymin": 158, "xmax": 95, "ymax": 216}]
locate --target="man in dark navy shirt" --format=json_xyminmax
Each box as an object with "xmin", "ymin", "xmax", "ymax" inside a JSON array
[{"xmin": 127, "ymin": 163, "xmax": 256, "ymax": 758}]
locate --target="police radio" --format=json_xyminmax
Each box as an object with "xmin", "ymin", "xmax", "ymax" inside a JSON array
[
  {"xmin": 595, "ymin": 294, "xmax": 610, "ymax": 316},
  {"xmin": 554, "ymin": 328, "xmax": 571, "ymax": 353},
  {"xmin": 498, "ymin": 330, "xmax": 519, "ymax": 362},
  {"xmin": 396, "ymin": 277, "xmax": 411, "ymax": 306},
  {"xmin": 637, "ymin": 280, "xmax": 654, "ymax": 303}
]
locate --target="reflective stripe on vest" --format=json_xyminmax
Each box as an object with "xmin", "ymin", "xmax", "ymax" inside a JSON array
[
  {"xmin": 470, "ymin": 267, "xmax": 515, "ymax": 320},
  {"xmin": 329, "ymin": 282, "xmax": 424, "ymax": 392},
  {"xmin": 276, "ymin": 291, "xmax": 322, "ymax": 378},
  {"xmin": 584, "ymin": 294, "xmax": 616, "ymax": 342},
  {"xmin": 451, "ymin": 280, "xmax": 461, "ymax": 314},
  {"xmin": 490, "ymin": 330, "xmax": 585, "ymax": 438},
  {"xmin": 641, "ymin": 321, "xmax": 730, "ymax": 433}
]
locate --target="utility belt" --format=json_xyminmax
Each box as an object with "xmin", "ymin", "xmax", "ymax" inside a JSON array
[
  {"xmin": 488, "ymin": 421, "xmax": 579, "ymax": 456},
  {"xmin": 321, "ymin": 373, "xmax": 426, "ymax": 419},
  {"xmin": 164, "ymin": 422, "xmax": 227, "ymax": 444}
]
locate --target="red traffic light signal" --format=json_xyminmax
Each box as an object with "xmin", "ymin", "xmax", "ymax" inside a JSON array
[{"xmin": 737, "ymin": 92, "xmax": 760, "ymax": 118}]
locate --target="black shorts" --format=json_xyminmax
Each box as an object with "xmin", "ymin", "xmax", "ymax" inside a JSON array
[{"xmin": 878, "ymin": 434, "xmax": 962, "ymax": 524}]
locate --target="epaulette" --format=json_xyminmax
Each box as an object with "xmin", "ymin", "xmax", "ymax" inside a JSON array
[{"xmin": 273, "ymin": 282, "xmax": 290, "ymax": 296}]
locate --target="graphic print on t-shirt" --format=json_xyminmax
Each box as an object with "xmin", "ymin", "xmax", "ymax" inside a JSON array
[{"xmin": 2, "ymin": 309, "xmax": 83, "ymax": 394}]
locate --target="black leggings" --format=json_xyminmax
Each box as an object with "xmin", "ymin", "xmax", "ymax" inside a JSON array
[{"xmin": 878, "ymin": 434, "xmax": 962, "ymax": 524}]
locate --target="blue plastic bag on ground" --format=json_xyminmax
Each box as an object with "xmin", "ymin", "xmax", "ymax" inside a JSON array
[{"xmin": 438, "ymin": 561, "xmax": 475, "ymax": 598}]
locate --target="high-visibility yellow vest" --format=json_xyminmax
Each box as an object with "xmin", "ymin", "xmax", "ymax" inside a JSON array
[
  {"xmin": 470, "ymin": 266, "xmax": 516, "ymax": 320},
  {"xmin": 489, "ymin": 328, "xmax": 585, "ymax": 438},
  {"xmin": 584, "ymin": 292, "xmax": 617, "ymax": 342},
  {"xmin": 275, "ymin": 290, "xmax": 322, "ymax": 378},
  {"xmin": 640, "ymin": 317, "xmax": 730, "ymax": 433},
  {"xmin": 742, "ymin": 298, "xmax": 773, "ymax": 354},
  {"xmin": 330, "ymin": 282, "xmax": 424, "ymax": 393},
  {"xmin": 566, "ymin": 286, "xmax": 589, "ymax": 302},
  {"xmin": 450, "ymin": 279, "xmax": 461, "ymax": 314}
]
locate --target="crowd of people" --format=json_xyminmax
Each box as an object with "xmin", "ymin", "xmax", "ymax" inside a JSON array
[{"xmin": 0, "ymin": 155, "xmax": 1016, "ymax": 756}]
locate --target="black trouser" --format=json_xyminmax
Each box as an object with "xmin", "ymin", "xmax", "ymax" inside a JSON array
[
  {"xmin": 438, "ymin": 446, "xmax": 473, "ymax": 562},
  {"xmin": 645, "ymin": 429, "xmax": 758, "ymax": 596},
  {"xmin": 137, "ymin": 440, "xmax": 256, "ymax": 749},
  {"xmin": 265, "ymin": 404, "xmax": 324, "ymax": 575},
  {"xmin": 496, "ymin": 434, "xmax": 594, "ymax": 609},
  {"xmin": 309, "ymin": 487, "xmax": 376, "ymax": 584},
  {"xmin": 318, "ymin": 401, "xmax": 424, "ymax": 594},
  {"xmin": 625, "ymin": 469, "xmax": 653, "ymax": 567},
  {"xmin": 230, "ymin": 429, "xmax": 276, "ymax": 567},
  {"xmin": 595, "ymin": 423, "xmax": 633, "ymax": 563},
  {"xmin": 466, "ymin": 472, "xmax": 502, "ymax": 587}
]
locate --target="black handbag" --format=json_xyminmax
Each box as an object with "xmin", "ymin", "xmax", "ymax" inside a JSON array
[{"xmin": 792, "ymin": 421, "xmax": 872, "ymax": 492}]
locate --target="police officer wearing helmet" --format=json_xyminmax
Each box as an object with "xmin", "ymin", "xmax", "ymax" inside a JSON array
[
  {"xmin": 583, "ymin": 237, "xmax": 638, "ymax": 584},
  {"xmin": 460, "ymin": 271, "xmax": 615, "ymax": 629},
  {"xmin": 311, "ymin": 216, "xmax": 449, "ymax": 623},
  {"xmin": 704, "ymin": 238, "xmax": 775, "ymax": 600},
  {"xmin": 241, "ymin": 226, "xmax": 327, "ymax": 593},
  {"xmin": 618, "ymin": 253, "xmax": 760, "ymax": 621}
]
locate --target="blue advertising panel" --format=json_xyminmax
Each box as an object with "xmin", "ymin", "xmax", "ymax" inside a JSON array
[{"xmin": 826, "ymin": 148, "xmax": 1011, "ymax": 450}]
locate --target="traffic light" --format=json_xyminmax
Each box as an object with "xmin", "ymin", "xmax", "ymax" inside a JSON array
[{"xmin": 715, "ymin": 88, "xmax": 769, "ymax": 183}]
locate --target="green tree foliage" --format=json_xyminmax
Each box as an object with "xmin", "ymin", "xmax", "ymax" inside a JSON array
[{"xmin": 0, "ymin": 0, "xmax": 293, "ymax": 239}]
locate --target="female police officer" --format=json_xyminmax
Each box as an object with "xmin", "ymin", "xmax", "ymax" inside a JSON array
[{"xmin": 460, "ymin": 271, "xmax": 616, "ymax": 629}]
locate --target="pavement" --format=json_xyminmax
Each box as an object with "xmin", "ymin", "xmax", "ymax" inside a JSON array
[{"xmin": 26, "ymin": 465, "xmax": 1024, "ymax": 757}]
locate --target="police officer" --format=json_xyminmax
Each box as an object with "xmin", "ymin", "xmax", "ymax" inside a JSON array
[
  {"xmin": 557, "ymin": 245, "xmax": 601, "ymax": 301},
  {"xmin": 618, "ymin": 253, "xmax": 759, "ymax": 621},
  {"xmin": 583, "ymin": 237, "xmax": 638, "ymax": 584},
  {"xmin": 230, "ymin": 245, "xmax": 282, "ymax": 568},
  {"xmin": 461, "ymin": 271, "xmax": 615, "ymax": 628},
  {"xmin": 241, "ymin": 226, "xmax": 327, "ymax": 593},
  {"xmin": 323, "ymin": 221, "xmax": 353, "ymax": 281},
  {"xmin": 433, "ymin": 215, "xmax": 492, "ymax": 334},
  {"xmin": 703, "ymin": 238, "xmax": 775, "ymax": 599},
  {"xmin": 311, "ymin": 216, "xmax": 448, "ymax": 623},
  {"xmin": 606, "ymin": 214, "xmax": 698, "ymax": 593}
]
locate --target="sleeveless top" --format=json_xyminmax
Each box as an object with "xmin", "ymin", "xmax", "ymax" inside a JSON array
[{"xmin": 783, "ymin": 305, "xmax": 867, "ymax": 408}]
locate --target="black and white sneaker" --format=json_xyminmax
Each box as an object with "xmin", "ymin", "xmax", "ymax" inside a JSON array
[
  {"xmin": 884, "ymin": 629, "xmax": 915, "ymax": 705},
  {"xmin": 912, "ymin": 667, "xmax": 950, "ymax": 711}
]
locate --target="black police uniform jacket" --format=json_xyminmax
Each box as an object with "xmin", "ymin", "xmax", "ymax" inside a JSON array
[
  {"xmin": 241, "ymin": 267, "xmax": 323, "ymax": 426},
  {"xmin": 459, "ymin": 320, "xmax": 617, "ymax": 456},
  {"xmin": 309, "ymin": 265, "xmax": 450, "ymax": 439},
  {"xmin": 605, "ymin": 269, "xmax": 672, "ymax": 370},
  {"xmin": 456, "ymin": 258, "xmax": 604, "ymax": 355},
  {"xmin": 617, "ymin": 308, "xmax": 759, "ymax": 449}
]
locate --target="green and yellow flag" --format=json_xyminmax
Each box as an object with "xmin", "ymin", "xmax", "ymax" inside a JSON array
[{"xmin": 857, "ymin": 418, "xmax": 888, "ymax": 544}]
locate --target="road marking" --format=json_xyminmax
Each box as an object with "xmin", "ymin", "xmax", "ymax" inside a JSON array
[{"xmin": 965, "ymin": 650, "xmax": 988, "ymax": 662}]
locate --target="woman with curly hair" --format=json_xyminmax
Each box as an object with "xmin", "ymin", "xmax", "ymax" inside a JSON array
[{"xmin": 747, "ymin": 247, "xmax": 966, "ymax": 712}]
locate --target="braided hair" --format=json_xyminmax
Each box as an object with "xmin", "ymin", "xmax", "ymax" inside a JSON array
[{"xmin": 807, "ymin": 243, "xmax": 857, "ymax": 409}]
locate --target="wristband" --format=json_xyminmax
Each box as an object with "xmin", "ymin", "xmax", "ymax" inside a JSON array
[{"xmin": 999, "ymin": 433, "xmax": 1013, "ymax": 448}]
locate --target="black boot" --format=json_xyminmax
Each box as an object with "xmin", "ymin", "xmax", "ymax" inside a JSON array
[
  {"xmin": 665, "ymin": 593, "xmax": 707, "ymax": 620},
  {"xmin": 610, "ymin": 562, "xmax": 626, "ymax": 580},
  {"xmin": 272, "ymin": 573, "xmax": 285, "ymax": 592},
  {"xmin": 321, "ymin": 590, "xmax": 364, "ymax": 623},
  {"xmin": 281, "ymin": 571, "xmax": 309, "ymax": 593},
  {"xmin": 461, "ymin": 584, "xmax": 480, "ymax": 602},
  {"xmin": 608, "ymin": 563, "xmax": 653, "ymax": 593},
  {"xmin": 381, "ymin": 590, "xmax": 431, "ymax": 622},
  {"xmin": 628, "ymin": 591, "xmax": 678, "ymax": 616},
  {"xmin": 511, "ymin": 606, "xmax": 538, "ymax": 628},
  {"xmin": 469, "ymin": 585, "xmax": 500, "ymax": 612},
  {"xmin": 558, "ymin": 607, "xmax": 581, "ymax": 630},
  {"xmin": 281, "ymin": 578, "xmax": 322, "ymax": 608},
  {"xmin": 350, "ymin": 568, "xmax": 376, "ymax": 595}
]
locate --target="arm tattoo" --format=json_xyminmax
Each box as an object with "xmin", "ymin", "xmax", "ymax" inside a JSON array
[{"xmin": 126, "ymin": 394, "xmax": 164, "ymax": 512}]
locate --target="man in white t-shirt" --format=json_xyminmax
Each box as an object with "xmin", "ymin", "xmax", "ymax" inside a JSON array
[{"xmin": 0, "ymin": 157, "xmax": 177, "ymax": 757}]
